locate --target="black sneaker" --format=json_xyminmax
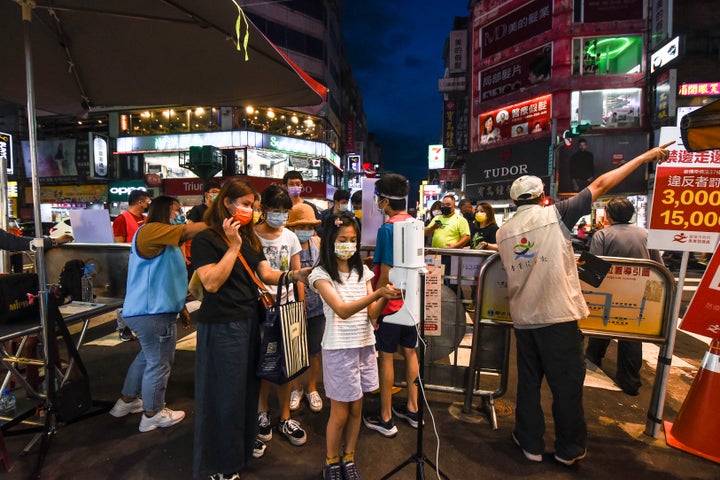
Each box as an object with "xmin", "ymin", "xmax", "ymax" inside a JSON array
[
  {"xmin": 252, "ymin": 439, "xmax": 266, "ymax": 459},
  {"xmin": 257, "ymin": 411, "xmax": 272, "ymax": 442},
  {"xmin": 554, "ymin": 449, "xmax": 587, "ymax": 466},
  {"xmin": 362, "ymin": 414, "xmax": 398, "ymax": 437},
  {"xmin": 341, "ymin": 457, "xmax": 361, "ymax": 480},
  {"xmin": 119, "ymin": 326, "xmax": 135, "ymax": 342},
  {"xmin": 392, "ymin": 404, "xmax": 419, "ymax": 428},
  {"xmin": 279, "ymin": 418, "xmax": 307, "ymax": 446},
  {"xmin": 322, "ymin": 461, "xmax": 343, "ymax": 480}
]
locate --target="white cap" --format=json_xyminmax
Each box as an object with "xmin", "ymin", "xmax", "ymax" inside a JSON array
[{"xmin": 509, "ymin": 175, "xmax": 544, "ymax": 201}]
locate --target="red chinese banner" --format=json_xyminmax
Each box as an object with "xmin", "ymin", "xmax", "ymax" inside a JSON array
[
  {"xmin": 681, "ymin": 249, "xmax": 720, "ymax": 340},
  {"xmin": 439, "ymin": 169, "xmax": 460, "ymax": 183},
  {"xmin": 478, "ymin": 94, "xmax": 551, "ymax": 146},
  {"xmin": 647, "ymin": 153, "xmax": 720, "ymax": 252},
  {"xmin": 480, "ymin": 0, "xmax": 552, "ymax": 58},
  {"xmin": 480, "ymin": 44, "xmax": 552, "ymax": 102}
]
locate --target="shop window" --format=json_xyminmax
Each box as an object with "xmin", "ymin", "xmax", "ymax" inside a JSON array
[
  {"xmin": 572, "ymin": 36, "xmax": 642, "ymax": 76},
  {"xmin": 570, "ymin": 88, "xmax": 642, "ymax": 129}
]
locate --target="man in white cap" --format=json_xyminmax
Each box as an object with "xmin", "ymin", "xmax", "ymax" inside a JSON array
[{"xmin": 496, "ymin": 143, "xmax": 671, "ymax": 466}]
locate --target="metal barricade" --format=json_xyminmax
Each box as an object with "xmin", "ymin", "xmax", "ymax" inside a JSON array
[
  {"xmin": 470, "ymin": 253, "xmax": 677, "ymax": 433},
  {"xmin": 360, "ymin": 246, "xmax": 500, "ymax": 403}
]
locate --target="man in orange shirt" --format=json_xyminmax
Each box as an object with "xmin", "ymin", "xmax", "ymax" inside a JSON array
[{"xmin": 113, "ymin": 189, "xmax": 151, "ymax": 341}]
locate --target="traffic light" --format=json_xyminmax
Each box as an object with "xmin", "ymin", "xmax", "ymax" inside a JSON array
[{"xmin": 564, "ymin": 122, "xmax": 591, "ymax": 139}]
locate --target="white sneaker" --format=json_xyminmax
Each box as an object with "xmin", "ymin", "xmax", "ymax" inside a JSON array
[
  {"xmin": 306, "ymin": 390, "xmax": 323, "ymax": 412},
  {"xmin": 109, "ymin": 397, "xmax": 143, "ymax": 418},
  {"xmin": 139, "ymin": 407, "xmax": 185, "ymax": 432},
  {"xmin": 289, "ymin": 388, "xmax": 303, "ymax": 411}
]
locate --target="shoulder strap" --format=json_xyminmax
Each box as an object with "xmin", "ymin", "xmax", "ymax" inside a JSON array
[{"xmin": 209, "ymin": 228, "xmax": 269, "ymax": 294}]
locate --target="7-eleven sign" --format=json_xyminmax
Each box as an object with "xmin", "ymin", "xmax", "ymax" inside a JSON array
[{"xmin": 428, "ymin": 144, "xmax": 445, "ymax": 169}]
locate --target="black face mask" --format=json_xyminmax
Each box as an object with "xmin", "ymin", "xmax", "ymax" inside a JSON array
[{"xmin": 440, "ymin": 206, "xmax": 453, "ymax": 216}]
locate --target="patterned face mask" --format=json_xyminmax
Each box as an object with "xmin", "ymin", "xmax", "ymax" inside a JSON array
[
  {"xmin": 334, "ymin": 241, "xmax": 357, "ymax": 260},
  {"xmin": 170, "ymin": 211, "xmax": 186, "ymax": 225}
]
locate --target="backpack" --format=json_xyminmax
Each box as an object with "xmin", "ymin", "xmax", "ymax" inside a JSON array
[{"xmin": 59, "ymin": 259, "xmax": 85, "ymax": 301}]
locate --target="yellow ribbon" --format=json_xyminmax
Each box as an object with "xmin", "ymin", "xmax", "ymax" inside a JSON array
[{"xmin": 230, "ymin": 0, "xmax": 250, "ymax": 61}]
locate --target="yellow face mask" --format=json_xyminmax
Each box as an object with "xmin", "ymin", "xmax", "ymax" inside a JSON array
[
  {"xmin": 355, "ymin": 210, "xmax": 362, "ymax": 221},
  {"xmin": 253, "ymin": 211, "xmax": 262, "ymax": 224},
  {"xmin": 475, "ymin": 212, "xmax": 487, "ymax": 224}
]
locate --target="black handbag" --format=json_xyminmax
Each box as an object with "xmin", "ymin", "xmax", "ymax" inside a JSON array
[
  {"xmin": 0, "ymin": 273, "xmax": 39, "ymax": 323},
  {"xmin": 577, "ymin": 251, "xmax": 612, "ymax": 288},
  {"xmin": 255, "ymin": 273, "xmax": 309, "ymax": 385}
]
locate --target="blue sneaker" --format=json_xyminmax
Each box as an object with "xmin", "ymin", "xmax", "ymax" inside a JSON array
[
  {"xmin": 392, "ymin": 404, "xmax": 419, "ymax": 428},
  {"xmin": 362, "ymin": 414, "xmax": 397, "ymax": 437}
]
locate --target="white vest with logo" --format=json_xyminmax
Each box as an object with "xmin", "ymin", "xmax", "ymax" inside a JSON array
[{"xmin": 496, "ymin": 204, "xmax": 588, "ymax": 329}]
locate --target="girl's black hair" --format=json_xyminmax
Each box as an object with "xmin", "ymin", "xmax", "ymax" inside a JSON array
[
  {"xmin": 261, "ymin": 184, "xmax": 292, "ymax": 210},
  {"xmin": 318, "ymin": 212, "xmax": 362, "ymax": 283}
]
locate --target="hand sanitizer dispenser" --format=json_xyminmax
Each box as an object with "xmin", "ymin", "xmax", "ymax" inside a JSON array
[{"xmin": 385, "ymin": 219, "xmax": 426, "ymax": 326}]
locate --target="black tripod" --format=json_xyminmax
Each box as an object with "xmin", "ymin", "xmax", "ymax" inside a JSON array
[
  {"xmin": 1, "ymin": 296, "xmax": 109, "ymax": 479},
  {"xmin": 381, "ymin": 271, "xmax": 450, "ymax": 480}
]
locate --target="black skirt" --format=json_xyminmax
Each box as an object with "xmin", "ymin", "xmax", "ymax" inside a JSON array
[{"xmin": 193, "ymin": 316, "xmax": 261, "ymax": 478}]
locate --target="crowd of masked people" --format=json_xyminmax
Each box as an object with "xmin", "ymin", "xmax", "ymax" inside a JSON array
[{"xmin": 2, "ymin": 143, "xmax": 672, "ymax": 479}]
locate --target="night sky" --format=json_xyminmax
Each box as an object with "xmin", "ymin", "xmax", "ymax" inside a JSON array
[{"xmin": 342, "ymin": 1, "xmax": 469, "ymax": 207}]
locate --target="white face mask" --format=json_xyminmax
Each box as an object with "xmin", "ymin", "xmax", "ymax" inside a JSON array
[{"xmin": 338, "ymin": 203, "xmax": 350, "ymax": 212}]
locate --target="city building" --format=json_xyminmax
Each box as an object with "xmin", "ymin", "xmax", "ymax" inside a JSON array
[{"xmin": 2, "ymin": 1, "xmax": 373, "ymax": 225}]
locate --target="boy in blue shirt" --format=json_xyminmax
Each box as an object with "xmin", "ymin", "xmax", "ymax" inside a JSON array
[{"xmin": 363, "ymin": 174, "xmax": 420, "ymax": 437}]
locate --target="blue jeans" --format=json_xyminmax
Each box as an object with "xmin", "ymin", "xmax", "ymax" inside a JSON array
[{"xmin": 121, "ymin": 313, "xmax": 178, "ymax": 412}]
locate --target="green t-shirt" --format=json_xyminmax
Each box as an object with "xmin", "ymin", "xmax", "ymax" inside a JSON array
[{"xmin": 431, "ymin": 213, "xmax": 470, "ymax": 248}]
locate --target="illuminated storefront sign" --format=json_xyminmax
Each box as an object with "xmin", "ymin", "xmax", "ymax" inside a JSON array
[
  {"xmin": 479, "ymin": 0, "xmax": 552, "ymax": 58},
  {"xmin": 108, "ymin": 180, "xmax": 147, "ymax": 203},
  {"xmin": 428, "ymin": 145, "xmax": 445, "ymax": 170},
  {"xmin": 26, "ymin": 184, "xmax": 109, "ymax": 203},
  {"xmin": 678, "ymin": 82, "xmax": 720, "ymax": 96},
  {"xmin": 1, "ymin": 131, "xmax": 12, "ymax": 175},
  {"xmin": 655, "ymin": 69, "xmax": 677, "ymax": 122},
  {"xmin": 89, "ymin": 132, "xmax": 109, "ymax": 178},
  {"xmin": 480, "ymin": 43, "xmax": 552, "ymax": 101},
  {"xmin": 651, "ymin": 36, "xmax": 680, "ymax": 73},
  {"xmin": 116, "ymin": 130, "xmax": 341, "ymax": 170},
  {"xmin": 443, "ymin": 100, "xmax": 457, "ymax": 149},
  {"xmin": 7, "ymin": 181, "xmax": 17, "ymax": 198},
  {"xmin": 478, "ymin": 94, "xmax": 551, "ymax": 146}
]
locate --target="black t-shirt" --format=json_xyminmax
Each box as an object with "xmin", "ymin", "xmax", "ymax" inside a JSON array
[
  {"xmin": 471, "ymin": 223, "xmax": 499, "ymax": 248},
  {"xmin": 191, "ymin": 229, "xmax": 266, "ymax": 323},
  {"xmin": 186, "ymin": 203, "xmax": 208, "ymax": 223}
]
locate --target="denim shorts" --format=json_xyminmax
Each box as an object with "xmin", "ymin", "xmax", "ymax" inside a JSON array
[{"xmin": 322, "ymin": 345, "xmax": 378, "ymax": 402}]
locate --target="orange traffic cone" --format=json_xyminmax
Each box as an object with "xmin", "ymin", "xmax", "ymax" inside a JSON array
[{"xmin": 664, "ymin": 339, "xmax": 720, "ymax": 463}]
